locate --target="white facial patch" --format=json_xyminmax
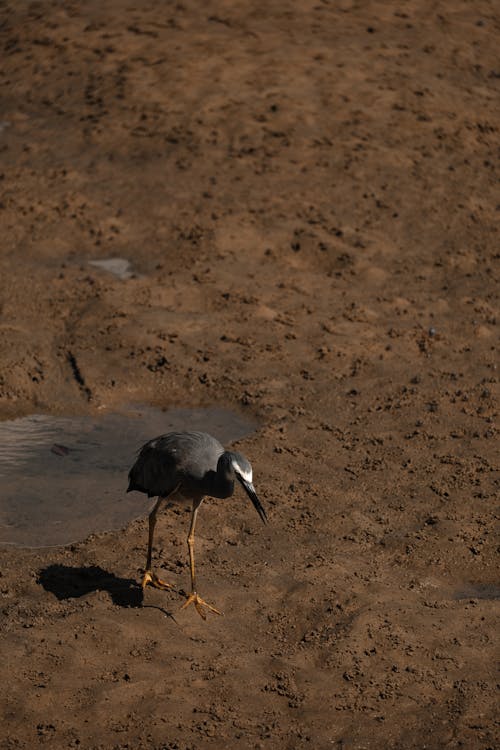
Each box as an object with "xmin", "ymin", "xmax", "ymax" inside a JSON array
[{"xmin": 233, "ymin": 459, "xmax": 252, "ymax": 484}]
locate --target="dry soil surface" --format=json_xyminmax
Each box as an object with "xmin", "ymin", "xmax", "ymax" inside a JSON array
[{"xmin": 0, "ymin": 1, "xmax": 499, "ymax": 749}]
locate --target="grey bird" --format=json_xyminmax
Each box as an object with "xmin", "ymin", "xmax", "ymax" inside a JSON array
[{"xmin": 127, "ymin": 431, "xmax": 267, "ymax": 618}]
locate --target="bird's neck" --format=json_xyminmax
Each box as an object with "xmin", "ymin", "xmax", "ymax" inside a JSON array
[{"xmin": 210, "ymin": 452, "xmax": 235, "ymax": 499}]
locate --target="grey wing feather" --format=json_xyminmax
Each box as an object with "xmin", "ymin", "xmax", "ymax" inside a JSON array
[
  {"xmin": 127, "ymin": 441, "xmax": 178, "ymax": 497},
  {"xmin": 127, "ymin": 431, "xmax": 224, "ymax": 497}
]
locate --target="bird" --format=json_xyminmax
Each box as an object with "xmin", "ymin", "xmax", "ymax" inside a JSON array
[{"xmin": 127, "ymin": 431, "xmax": 267, "ymax": 619}]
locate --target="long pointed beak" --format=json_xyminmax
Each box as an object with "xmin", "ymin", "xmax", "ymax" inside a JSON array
[{"xmin": 237, "ymin": 476, "xmax": 268, "ymax": 524}]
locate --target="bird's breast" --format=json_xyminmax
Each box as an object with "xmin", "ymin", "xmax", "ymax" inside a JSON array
[{"xmin": 189, "ymin": 472, "xmax": 234, "ymax": 500}]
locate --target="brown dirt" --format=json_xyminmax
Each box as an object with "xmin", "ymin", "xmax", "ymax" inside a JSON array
[{"xmin": 0, "ymin": 1, "xmax": 498, "ymax": 748}]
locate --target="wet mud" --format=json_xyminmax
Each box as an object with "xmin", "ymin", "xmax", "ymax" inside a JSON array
[
  {"xmin": 0, "ymin": 406, "xmax": 256, "ymax": 546},
  {"xmin": 0, "ymin": 1, "xmax": 498, "ymax": 749}
]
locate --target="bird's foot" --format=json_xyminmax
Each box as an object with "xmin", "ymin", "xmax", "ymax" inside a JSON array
[
  {"xmin": 181, "ymin": 591, "xmax": 222, "ymax": 620},
  {"xmin": 141, "ymin": 569, "xmax": 173, "ymax": 591}
]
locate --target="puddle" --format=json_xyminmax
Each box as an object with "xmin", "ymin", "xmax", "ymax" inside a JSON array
[
  {"xmin": 453, "ymin": 583, "xmax": 500, "ymax": 601},
  {"xmin": 0, "ymin": 405, "xmax": 257, "ymax": 548},
  {"xmin": 88, "ymin": 257, "xmax": 134, "ymax": 279}
]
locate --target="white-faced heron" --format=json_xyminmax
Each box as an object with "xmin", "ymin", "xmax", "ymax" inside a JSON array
[{"xmin": 127, "ymin": 431, "xmax": 267, "ymax": 618}]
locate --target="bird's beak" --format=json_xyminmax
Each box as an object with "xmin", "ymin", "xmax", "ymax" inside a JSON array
[{"xmin": 237, "ymin": 476, "xmax": 268, "ymax": 524}]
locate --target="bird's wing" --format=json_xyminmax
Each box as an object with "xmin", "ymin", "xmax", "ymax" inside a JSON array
[
  {"xmin": 128, "ymin": 432, "xmax": 224, "ymax": 497},
  {"xmin": 127, "ymin": 441, "xmax": 178, "ymax": 497}
]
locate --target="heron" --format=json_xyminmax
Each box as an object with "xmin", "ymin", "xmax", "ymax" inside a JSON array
[{"xmin": 127, "ymin": 431, "xmax": 267, "ymax": 619}]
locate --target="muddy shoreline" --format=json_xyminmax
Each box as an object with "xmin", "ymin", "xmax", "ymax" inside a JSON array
[{"xmin": 1, "ymin": 1, "xmax": 498, "ymax": 748}]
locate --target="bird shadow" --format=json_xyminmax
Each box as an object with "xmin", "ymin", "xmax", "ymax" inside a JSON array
[
  {"xmin": 37, "ymin": 564, "xmax": 177, "ymax": 621},
  {"xmin": 38, "ymin": 563, "xmax": 144, "ymax": 606}
]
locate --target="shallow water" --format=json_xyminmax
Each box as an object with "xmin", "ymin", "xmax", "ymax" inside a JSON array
[{"xmin": 0, "ymin": 405, "xmax": 257, "ymax": 548}]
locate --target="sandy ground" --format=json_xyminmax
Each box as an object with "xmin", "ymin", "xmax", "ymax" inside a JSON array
[{"xmin": 0, "ymin": 1, "xmax": 499, "ymax": 748}]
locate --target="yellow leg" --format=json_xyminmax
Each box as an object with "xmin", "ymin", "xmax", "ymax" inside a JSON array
[
  {"xmin": 181, "ymin": 498, "xmax": 222, "ymax": 619},
  {"xmin": 141, "ymin": 487, "xmax": 179, "ymax": 591}
]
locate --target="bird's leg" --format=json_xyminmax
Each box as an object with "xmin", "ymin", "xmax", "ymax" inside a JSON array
[
  {"xmin": 181, "ymin": 498, "xmax": 221, "ymax": 619},
  {"xmin": 142, "ymin": 490, "xmax": 178, "ymax": 591}
]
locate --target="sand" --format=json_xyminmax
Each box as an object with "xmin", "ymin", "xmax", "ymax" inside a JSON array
[{"xmin": 0, "ymin": 1, "xmax": 498, "ymax": 748}]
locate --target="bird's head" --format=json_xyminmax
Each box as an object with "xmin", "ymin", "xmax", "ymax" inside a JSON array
[{"xmin": 230, "ymin": 452, "xmax": 267, "ymax": 524}]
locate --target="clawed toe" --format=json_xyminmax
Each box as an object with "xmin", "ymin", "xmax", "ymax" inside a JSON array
[
  {"xmin": 141, "ymin": 570, "xmax": 173, "ymax": 591},
  {"xmin": 181, "ymin": 592, "xmax": 222, "ymax": 619}
]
